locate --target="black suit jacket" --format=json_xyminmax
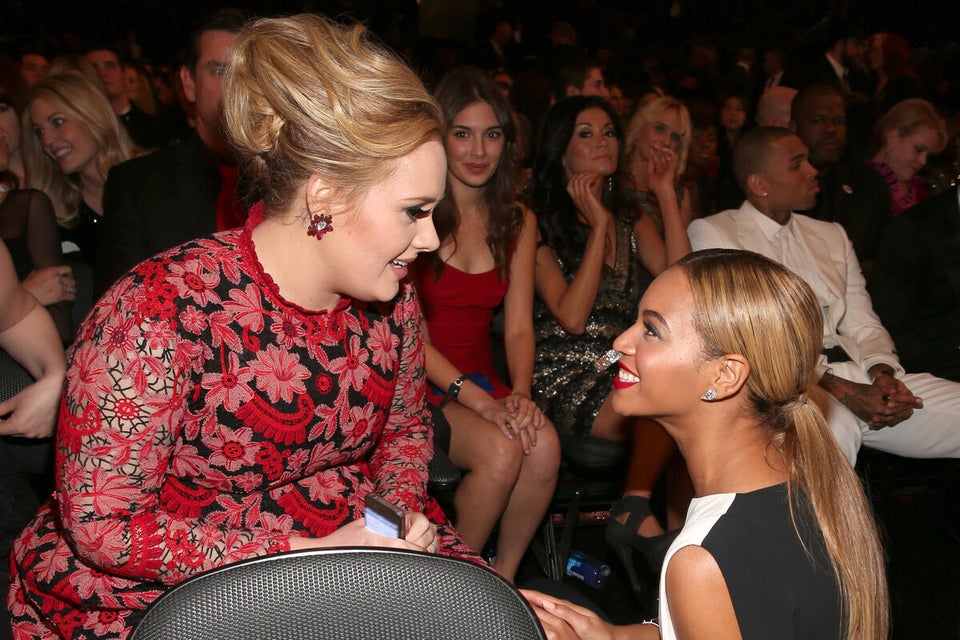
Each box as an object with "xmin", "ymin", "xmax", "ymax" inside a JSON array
[
  {"xmin": 97, "ymin": 134, "xmax": 221, "ymax": 295},
  {"xmin": 868, "ymin": 186, "xmax": 960, "ymax": 381},
  {"xmin": 797, "ymin": 159, "xmax": 891, "ymax": 272}
]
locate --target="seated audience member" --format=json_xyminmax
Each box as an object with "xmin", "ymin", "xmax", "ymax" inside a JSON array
[
  {"xmin": 754, "ymin": 86, "xmax": 796, "ymax": 127},
  {"xmin": 688, "ymin": 126, "xmax": 960, "ymax": 464},
  {"xmin": 790, "ymin": 84, "xmax": 892, "ymax": 272},
  {"xmin": 622, "ymin": 96, "xmax": 694, "ymax": 269},
  {"xmin": 681, "ymin": 100, "xmax": 719, "ymax": 220},
  {"xmin": 529, "ymin": 96, "xmax": 691, "ymax": 579},
  {"xmin": 866, "ymin": 97, "xmax": 947, "ymax": 215},
  {"xmin": 0, "ymin": 238, "xmax": 66, "ymax": 636},
  {"xmin": 9, "ymin": 14, "xmax": 479, "ymax": 639},
  {"xmin": 83, "ymin": 46, "xmax": 174, "ymax": 151},
  {"xmin": 555, "ymin": 60, "xmax": 610, "ymax": 100},
  {"xmin": 761, "ymin": 45, "xmax": 787, "ymax": 91},
  {"xmin": 0, "ymin": 93, "xmax": 74, "ymax": 342},
  {"xmin": 416, "ymin": 68, "xmax": 560, "ymax": 581},
  {"xmin": 23, "ymin": 72, "xmax": 134, "ymax": 323},
  {"xmin": 713, "ymin": 92, "xmax": 750, "ymax": 212},
  {"xmin": 19, "ymin": 49, "xmax": 49, "ymax": 88},
  {"xmin": 867, "ymin": 32, "xmax": 922, "ymax": 117},
  {"xmin": 524, "ymin": 249, "xmax": 888, "ymax": 640},
  {"xmin": 869, "ymin": 185, "xmax": 960, "ymax": 381},
  {"xmin": 97, "ymin": 9, "xmax": 247, "ymax": 295}
]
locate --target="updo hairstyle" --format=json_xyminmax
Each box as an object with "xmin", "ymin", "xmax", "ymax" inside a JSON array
[{"xmin": 223, "ymin": 13, "xmax": 444, "ymax": 214}]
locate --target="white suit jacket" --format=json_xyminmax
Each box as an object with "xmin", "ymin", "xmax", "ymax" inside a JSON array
[{"xmin": 687, "ymin": 201, "xmax": 903, "ymax": 380}]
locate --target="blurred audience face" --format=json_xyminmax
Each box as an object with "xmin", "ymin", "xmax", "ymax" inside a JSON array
[
  {"xmin": 562, "ymin": 106, "xmax": 619, "ymax": 178},
  {"xmin": 20, "ymin": 53, "xmax": 49, "ymax": 87},
  {"xmin": 883, "ymin": 125, "xmax": 941, "ymax": 183},
  {"xmin": 688, "ymin": 125, "xmax": 718, "ymax": 169},
  {"xmin": 792, "ymin": 91, "xmax": 847, "ymax": 167},
  {"xmin": 607, "ymin": 85, "xmax": 632, "ymax": 119},
  {"xmin": 720, "ymin": 96, "xmax": 747, "ymax": 132},
  {"xmin": 181, "ymin": 29, "xmax": 238, "ymax": 158},
  {"xmin": 444, "ymin": 100, "xmax": 505, "ymax": 190},
  {"xmin": 28, "ymin": 97, "xmax": 100, "ymax": 179},
  {"xmin": 634, "ymin": 108, "xmax": 684, "ymax": 160},
  {"xmin": 85, "ymin": 49, "xmax": 125, "ymax": 102},
  {"xmin": 124, "ymin": 66, "xmax": 141, "ymax": 102},
  {"xmin": 577, "ymin": 68, "xmax": 609, "ymax": 99},
  {"xmin": 0, "ymin": 101, "xmax": 19, "ymax": 160}
]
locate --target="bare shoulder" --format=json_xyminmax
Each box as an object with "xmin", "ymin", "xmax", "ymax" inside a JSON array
[{"xmin": 665, "ymin": 545, "xmax": 742, "ymax": 640}]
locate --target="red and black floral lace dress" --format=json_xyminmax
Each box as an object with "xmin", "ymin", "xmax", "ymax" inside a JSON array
[{"xmin": 8, "ymin": 207, "xmax": 476, "ymax": 639}]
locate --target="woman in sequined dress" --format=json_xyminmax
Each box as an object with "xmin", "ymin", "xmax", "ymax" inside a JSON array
[{"xmin": 529, "ymin": 97, "xmax": 690, "ymax": 553}]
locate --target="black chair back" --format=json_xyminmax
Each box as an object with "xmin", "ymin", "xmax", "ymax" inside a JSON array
[{"xmin": 130, "ymin": 547, "xmax": 547, "ymax": 640}]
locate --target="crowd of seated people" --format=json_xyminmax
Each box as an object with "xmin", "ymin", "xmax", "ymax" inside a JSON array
[{"xmin": 0, "ymin": 4, "xmax": 959, "ymax": 638}]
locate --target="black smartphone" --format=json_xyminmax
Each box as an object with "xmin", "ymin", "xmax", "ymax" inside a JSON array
[{"xmin": 364, "ymin": 494, "xmax": 405, "ymax": 538}]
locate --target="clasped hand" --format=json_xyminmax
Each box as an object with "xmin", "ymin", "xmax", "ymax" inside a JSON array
[
  {"xmin": 478, "ymin": 394, "xmax": 552, "ymax": 455},
  {"xmin": 844, "ymin": 375, "xmax": 922, "ymax": 430}
]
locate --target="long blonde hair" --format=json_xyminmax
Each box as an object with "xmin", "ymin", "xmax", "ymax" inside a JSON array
[
  {"xmin": 22, "ymin": 73, "xmax": 133, "ymax": 227},
  {"xmin": 678, "ymin": 248, "xmax": 888, "ymax": 640},
  {"xmin": 223, "ymin": 14, "xmax": 444, "ymax": 214}
]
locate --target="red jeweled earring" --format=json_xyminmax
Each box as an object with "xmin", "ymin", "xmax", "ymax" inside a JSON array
[{"xmin": 307, "ymin": 212, "xmax": 334, "ymax": 239}]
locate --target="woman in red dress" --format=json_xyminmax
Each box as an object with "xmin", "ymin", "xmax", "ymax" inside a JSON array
[
  {"xmin": 9, "ymin": 15, "xmax": 477, "ymax": 639},
  {"xmin": 415, "ymin": 67, "xmax": 560, "ymax": 582}
]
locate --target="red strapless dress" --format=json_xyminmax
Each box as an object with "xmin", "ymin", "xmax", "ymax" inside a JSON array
[{"xmin": 416, "ymin": 257, "xmax": 511, "ymax": 400}]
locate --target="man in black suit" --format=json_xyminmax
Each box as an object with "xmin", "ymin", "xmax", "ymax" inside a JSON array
[
  {"xmin": 790, "ymin": 83, "xmax": 891, "ymax": 274},
  {"xmin": 96, "ymin": 9, "xmax": 248, "ymax": 295},
  {"xmin": 869, "ymin": 185, "xmax": 960, "ymax": 382}
]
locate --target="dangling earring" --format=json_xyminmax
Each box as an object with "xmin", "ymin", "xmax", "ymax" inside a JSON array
[
  {"xmin": 606, "ymin": 175, "xmax": 615, "ymax": 193},
  {"xmin": 307, "ymin": 211, "xmax": 334, "ymax": 239},
  {"xmin": 700, "ymin": 389, "xmax": 718, "ymax": 401}
]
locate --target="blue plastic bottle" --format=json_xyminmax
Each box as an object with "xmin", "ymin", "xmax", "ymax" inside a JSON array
[{"xmin": 565, "ymin": 550, "xmax": 611, "ymax": 588}]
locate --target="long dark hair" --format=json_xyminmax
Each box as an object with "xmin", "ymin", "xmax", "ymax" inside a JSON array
[
  {"xmin": 529, "ymin": 95, "xmax": 626, "ymax": 269},
  {"xmin": 429, "ymin": 66, "xmax": 522, "ymax": 279}
]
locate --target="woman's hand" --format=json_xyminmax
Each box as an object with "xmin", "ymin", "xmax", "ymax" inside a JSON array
[
  {"xmin": 22, "ymin": 266, "xmax": 76, "ymax": 306},
  {"xmin": 644, "ymin": 142, "xmax": 679, "ymax": 199},
  {"xmin": 504, "ymin": 394, "xmax": 553, "ymax": 453},
  {"xmin": 288, "ymin": 517, "xmax": 432, "ymax": 552},
  {"xmin": 522, "ymin": 590, "xmax": 621, "ymax": 640},
  {"xmin": 0, "ymin": 371, "xmax": 64, "ymax": 438},
  {"xmin": 567, "ymin": 172, "xmax": 613, "ymax": 231},
  {"xmin": 403, "ymin": 512, "xmax": 439, "ymax": 553}
]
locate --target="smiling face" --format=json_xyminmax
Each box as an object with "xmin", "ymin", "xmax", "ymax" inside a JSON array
[
  {"xmin": 28, "ymin": 96, "xmax": 100, "ymax": 179},
  {"xmin": 883, "ymin": 125, "xmax": 941, "ymax": 183},
  {"xmin": 688, "ymin": 125, "xmax": 717, "ymax": 168},
  {"xmin": 611, "ymin": 268, "xmax": 708, "ymax": 421},
  {"xmin": 444, "ymin": 100, "xmax": 505, "ymax": 190},
  {"xmin": 562, "ymin": 106, "xmax": 619, "ymax": 178},
  {"xmin": 318, "ymin": 139, "xmax": 444, "ymax": 304}
]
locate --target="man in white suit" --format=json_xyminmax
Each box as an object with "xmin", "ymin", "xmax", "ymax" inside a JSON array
[{"xmin": 688, "ymin": 126, "xmax": 960, "ymax": 463}]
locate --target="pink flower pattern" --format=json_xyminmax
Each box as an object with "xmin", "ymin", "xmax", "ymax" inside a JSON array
[{"xmin": 9, "ymin": 217, "xmax": 479, "ymax": 640}]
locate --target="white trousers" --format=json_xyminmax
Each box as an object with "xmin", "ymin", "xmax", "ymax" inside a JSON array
[{"xmin": 810, "ymin": 362, "xmax": 960, "ymax": 465}]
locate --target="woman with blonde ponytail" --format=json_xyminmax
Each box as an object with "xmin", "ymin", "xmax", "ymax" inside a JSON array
[{"xmin": 524, "ymin": 248, "xmax": 887, "ymax": 640}]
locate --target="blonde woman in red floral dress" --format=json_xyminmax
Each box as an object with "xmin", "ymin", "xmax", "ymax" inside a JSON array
[{"xmin": 8, "ymin": 14, "xmax": 477, "ymax": 639}]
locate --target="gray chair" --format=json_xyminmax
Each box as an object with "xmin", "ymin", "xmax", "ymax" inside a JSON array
[{"xmin": 129, "ymin": 547, "xmax": 547, "ymax": 640}]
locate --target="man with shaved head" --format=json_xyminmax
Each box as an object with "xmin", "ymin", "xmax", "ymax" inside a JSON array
[
  {"xmin": 688, "ymin": 126, "xmax": 960, "ymax": 465},
  {"xmin": 790, "ymin": 83, "xmax": 890, "ymax": 273}
]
